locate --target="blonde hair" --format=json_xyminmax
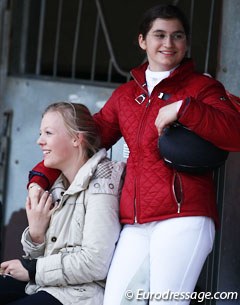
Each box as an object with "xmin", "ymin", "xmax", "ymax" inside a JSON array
[{"xmin": 43, "ymin": 102, "xmax": 101, "ymax": 158}]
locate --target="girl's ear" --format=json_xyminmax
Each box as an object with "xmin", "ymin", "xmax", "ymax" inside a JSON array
[
  {"xmin": 72, "ymin": 133, "xmax": 84, "ymax": 147},
  {"xmin": 138, "ymin": 34, "xmax": 146, "ymax": 50}
]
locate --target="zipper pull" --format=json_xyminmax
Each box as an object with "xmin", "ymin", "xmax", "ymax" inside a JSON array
[
  {"xmin": 146, "ymin": 98, "xmax": 151, "ymax": 107},
  {"xmin": 134, "ymin": 198, "xmax": 138, "ymax": 223},
  {"xmin": 177, "ymin": 203, "xmax": 181, "ymax": 214}
]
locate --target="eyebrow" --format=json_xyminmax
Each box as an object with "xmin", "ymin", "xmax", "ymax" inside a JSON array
[{"xmin": 152, "ymin": 29, "xmax": 185, "ymax": 34}]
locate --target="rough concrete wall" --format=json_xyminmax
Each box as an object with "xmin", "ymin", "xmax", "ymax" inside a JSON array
[{"xmin": 217, "ymin": 0, "xmax": 240, "ymax": 96}]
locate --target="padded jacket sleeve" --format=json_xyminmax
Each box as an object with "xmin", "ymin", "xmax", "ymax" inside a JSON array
[
  {"xmin": 28, "ymin": 161, "xmax": 61, "ymax": 190},
  {"xmin": 178, "ymin": 79, "xmax": 240, "ymax": 151}
]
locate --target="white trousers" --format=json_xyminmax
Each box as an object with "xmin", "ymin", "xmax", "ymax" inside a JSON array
[{"xmin": 103, "ymin": 216, "xmax": 215, "ymax": 305}]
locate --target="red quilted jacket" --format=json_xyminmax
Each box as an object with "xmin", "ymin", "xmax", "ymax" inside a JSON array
[{"xmin": 30, "ymin": 59, "xmax": 240, "ymax": 226}]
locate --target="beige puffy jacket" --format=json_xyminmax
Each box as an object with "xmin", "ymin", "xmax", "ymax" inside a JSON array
[{"xmin": 21, "ymin": 149, "xmax": 125, "ymax": 305}]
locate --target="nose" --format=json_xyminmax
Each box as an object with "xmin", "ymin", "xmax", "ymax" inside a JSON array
[
  {"xmin": 163, "ymin": 35, "xmax": 174, "ymax": 47},
  {"xmin": 37, "ymin": 134, "xmax": 45, "ymax": 146}
]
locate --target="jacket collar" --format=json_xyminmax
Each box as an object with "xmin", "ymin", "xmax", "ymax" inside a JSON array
[
  {"xmin": 130, "ymin": 58, "xmax": 195, "ymax": 90},
  {"xmin": 52, "ymin": 148, "xmax": 107, "ymax": 196}
]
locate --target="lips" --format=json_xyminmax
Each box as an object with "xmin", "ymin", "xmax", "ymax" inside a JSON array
[
  {"xmin": 160, "ymin": 50, "xmax": 175, "ymax": 55},
  {"xmin": 43, "ymin": 150, "xmax": 51, "ymax": 155}
]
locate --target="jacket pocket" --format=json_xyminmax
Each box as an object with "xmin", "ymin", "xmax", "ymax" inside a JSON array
[{"xmin": 172, "ymin": 171, "xmax": 183, "ymax": 213}]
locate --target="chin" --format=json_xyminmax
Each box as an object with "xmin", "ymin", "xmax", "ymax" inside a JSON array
[{"xmin": 43, "ymin": 160, "xmax": 56, "ymax": 169}]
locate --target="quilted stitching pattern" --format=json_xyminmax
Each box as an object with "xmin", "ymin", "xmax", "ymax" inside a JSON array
[{"xmin": 93, "ymin": 60, "xmax": 234, "ymax": 225}]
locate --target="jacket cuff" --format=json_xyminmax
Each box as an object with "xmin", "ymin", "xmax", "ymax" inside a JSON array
[
  {"xmin": 20, "ymin": 257, "xmax": 37, "ymax": 283},
  {"xmin": 27, "ymin": 170, "xmax": 50, "ymax": 190},
  {"xmin": 36, "ymin": 254, "xmax": 66, "ymax": 286}
]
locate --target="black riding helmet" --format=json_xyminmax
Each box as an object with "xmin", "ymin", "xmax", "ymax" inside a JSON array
[{"xmin": 158, "ymin": 123, "xmax": 229, "ymax": 174}]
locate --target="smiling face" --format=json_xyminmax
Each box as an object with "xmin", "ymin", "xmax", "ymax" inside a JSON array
[
  {"xmin": 138, "ymin": 18, "xmax": 188, "ymax": 71},
  {"xmin": 37, "ymin": 111, "xmax": 78, "ymax": 172}
]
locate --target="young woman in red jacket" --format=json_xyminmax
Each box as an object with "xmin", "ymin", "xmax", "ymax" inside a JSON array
[{"xmin": 28, "ymin": 4, "xmax": 240, "ymax": 305}]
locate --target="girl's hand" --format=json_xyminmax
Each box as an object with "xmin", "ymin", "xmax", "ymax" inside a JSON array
[
  {"xmin": 0, "ymin": 260, "xmax": 29, "ymax": 282},
  {"xmin": 28, "ymin": 183, "xmax": 44, "ymax": 201},
  {"xmin": 26, "ymin": 191, "xmax": 56, "ymax": 244},
  {"xmin": 155, "ymin": 100, "xmax": 183, "ymax": 136}
]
